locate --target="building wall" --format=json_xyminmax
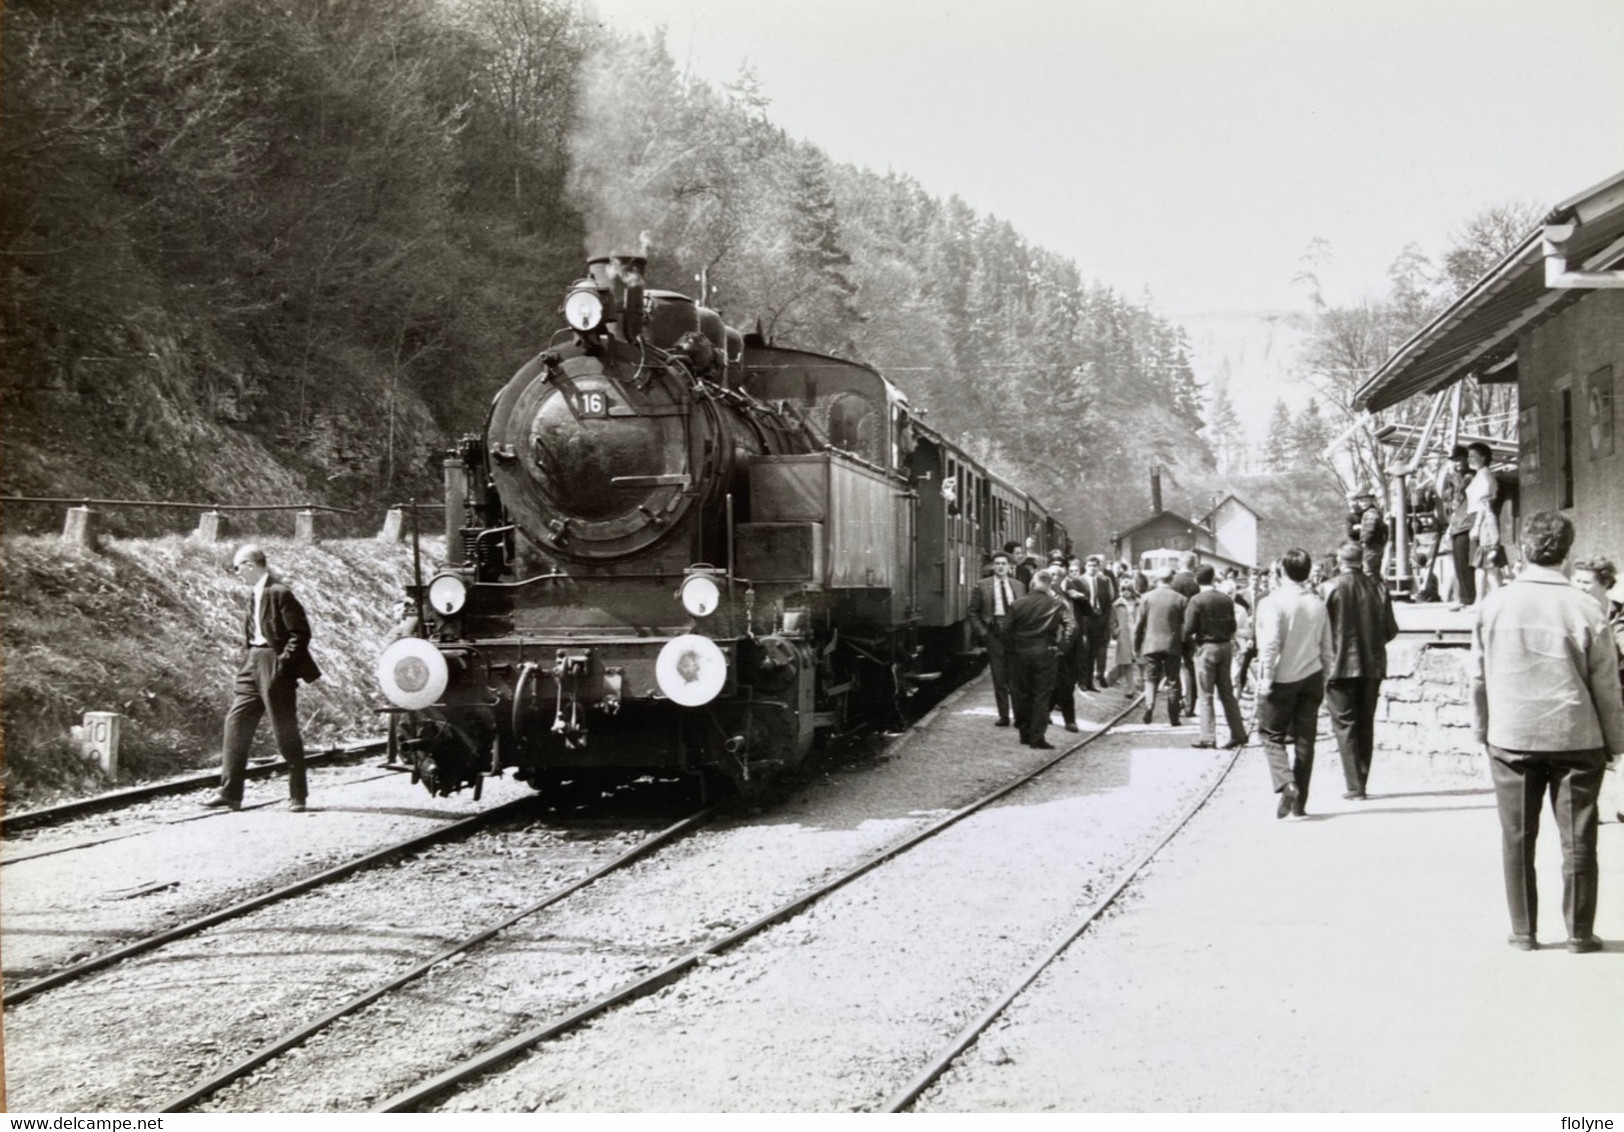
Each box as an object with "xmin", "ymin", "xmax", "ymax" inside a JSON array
[
  {"xmin": 1209, "ymin": 500, "xmax": 1259, "ymax": 568},
  {"xmin": 1121, "ymin": 514, "xmax": 1214, "ymax": 565},
  {"xmin": 1518, "ymin": 289, "xmax": 1624, "ymax": 565}
]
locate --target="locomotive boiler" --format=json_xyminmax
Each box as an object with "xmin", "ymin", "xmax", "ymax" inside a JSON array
[{"xmin": 376, "ymin": 254, "xmax": 1069, "ymax": 798}]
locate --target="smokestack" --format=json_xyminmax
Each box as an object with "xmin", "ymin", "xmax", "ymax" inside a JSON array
[{"xmin": 1150, "ymin": 465, "xmax": 1163, "ymax": 513}]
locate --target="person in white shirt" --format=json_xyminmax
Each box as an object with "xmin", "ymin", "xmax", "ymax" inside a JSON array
[{"xmin": 1254, "ymin": 549, "xmax": 1335, "ymax": 819}]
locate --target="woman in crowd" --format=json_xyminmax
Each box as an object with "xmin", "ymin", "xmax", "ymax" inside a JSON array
[
  {"xmin": 1465, "ymin": 441, "xmax": 1504, "ymax": 603},
  {"xmin": 1112, "ymin": 570, "xmax": 1145, "ymax": 684}
]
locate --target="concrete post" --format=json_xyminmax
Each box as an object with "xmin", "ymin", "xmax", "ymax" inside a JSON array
[
  {"xmin": 377, "ymin": 507, "xmax": 405, "ymax": 542},
  {"xmin": 81, "ymin": 711, "xmax": 123, "ymax": 777},
  {"xmin": 295, "ymin": 509, "xmax": 319, "ymax": 541},
  {"xmin": 62, "ymin": 506, "xmax": 100, "ymax": 551},
  {"xmin": 193, "ymin": 510, "xmax": 228, "ymax": 542}
]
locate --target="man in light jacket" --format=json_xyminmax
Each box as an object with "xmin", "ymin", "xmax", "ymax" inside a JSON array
[
  {"xmin": 1472, "ymin": 511, "xmax": 1624, "ymax": 953},
  {"xmin": 1254, "ymin": 549, "xmax": 1334, "ymax": 820}
]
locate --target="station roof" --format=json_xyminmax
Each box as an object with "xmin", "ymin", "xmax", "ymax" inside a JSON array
[{"xmin": 1353, "ymin": 168, "xmax": 1624, "ymax": 413}]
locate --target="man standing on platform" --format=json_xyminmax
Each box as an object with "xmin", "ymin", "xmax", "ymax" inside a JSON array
[
  {"xmin": 969, "ymin": 550, "xmax": 1026, "ymax": 728},
  {"xmin": 1254, "ymin": 548, "xmax": 1334, "ymax": 819},
  {"xmin": 1442, "ymin": 446, "xmax": 1475, "ymax": 607},
  {"xmin": 1324, "ymin": 541, "xmax": 1399, "ymax": 799},
  {"xmin": 1472, "ymin": 512, "xmax": 1624, "ymax": 953},
  {"xmin": 1135, "ymin": 569, "xmax": 1188, "ymax": 727},
  {"xmin": 206, "ymin": 543, "xmax": 321, "ymax": 812},
  {"xmin": 1183, "ymin": 564, "xmax": 1248, "ymax": 750},
  {"xmin": 1006, "ymin": 569, "xmax": 1076, "ymax": 750}
]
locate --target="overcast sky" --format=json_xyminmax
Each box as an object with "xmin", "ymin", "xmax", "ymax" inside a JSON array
[{"xmin": 584, "ymin": 0, "xmax": 1624, "ymax": 320}]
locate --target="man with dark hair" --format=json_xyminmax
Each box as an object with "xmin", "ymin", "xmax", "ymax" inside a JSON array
[
  {"xmin": 1254, "ymin": 548, "xmax": 1334, "ymax": 819},
  {"xmin": 969, "ymin": 551, "xmax": 1026, "ymax": 727},
  {"xmin": 1134, "ymin": 569, "xmax": 1188, "ymax": 727},
  {"xmin": 1048, "ymin": 565, "xmax": 1084, "ymax": 732},
  {"xmin": 1059, "ymin": 559, "xmax": 1096, "ymax": 693},
  {"xmin": 1183, "ymin": 563, "xmax": 1248, "ymax": 749},
  {"xmin": 1006, "ymin": 569, "xmax": 1076, "ymax": 750},
  {"xmin": 1016, "ymin": 537, "xmax": 1040, "ymax": 588},
  {"xmin": 1324, "ymin": 541, "xmax": 1399, "ymax": 799},
  {"xmin": 205, "ymin": 544, "xmax": 322, "ymax": 812},
  {"xmin": 1441, "ymin": 445, "xmax": 1474, "ymax": 606},
  {"xmin": 1079, "ymin": 554, "xmax": 1118, "ymax": 689},
  {"xmin": 1473, "ymin": 512, "xmax": 1624, "ymax": 952}
]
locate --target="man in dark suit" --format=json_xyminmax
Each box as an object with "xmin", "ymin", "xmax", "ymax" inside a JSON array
[
  {"xmin": 205, "ymin": 544, "xmax": 322, "ymax": 812},
  {"xmin": 1059, "ymin": 559, "xmax": 1095, "ymax": 692},
  {"xmin": 1134, "ymin": 569, "xmax": 1188, "ymax": 726},
  {"xmin": 1006, "ymin": 569, "xmax": 1076, "ymax": 749},
  {"xmin": 1079, "ymin": 555, "xmax": 1117, "ymax": 689},
  {"xmin": 969, "ymin": 550, "xmax": 1026, "ymax": 727},
  {"xmin": 1324, "ymin": 541, "xmax": 1399, "ymax": 799}
]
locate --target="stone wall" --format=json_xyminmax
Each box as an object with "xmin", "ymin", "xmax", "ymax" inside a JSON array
[{"xmin": 1375, "ymin": 639, "xmax": 1480, "ymax": 768}]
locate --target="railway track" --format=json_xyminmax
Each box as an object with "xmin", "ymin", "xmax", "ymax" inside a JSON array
[
  {"xmin": 368, "ymin": 693, "xmax": 1169, "ymax": 1113},
  {"xmin": 3, "ymin": 792, "xmax": 550, "ymax": 1007},
  {"xmin": 157, "ymin": 803, "xmax": 724, "ymax": 1112},
  {"xmin": 884, "ymin": 734, "xmax": 1243, "ymax": 1111},
  {"xmin": 11, "ymin": 683, "xmax": 1226, "ymax": 1113},
  {"xmin": 1, "ymin": 767, "xmax": 404, "ymax": 868},
  {"xmin": 1, "ymin": 740, "xmax": 388, "ymax": 836}
]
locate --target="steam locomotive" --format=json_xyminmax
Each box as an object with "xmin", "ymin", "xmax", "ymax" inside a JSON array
[{"xmin": 376, "ymin": 254, "xmax": 1069, "ymax": 797}]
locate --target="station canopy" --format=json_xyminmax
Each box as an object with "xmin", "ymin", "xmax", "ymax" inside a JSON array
[{"xmin": 1354, "ymin": 168, "xmax": 1624, "ymax": 413}]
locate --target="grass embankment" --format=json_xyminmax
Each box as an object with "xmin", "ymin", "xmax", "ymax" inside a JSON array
[{"xmin": 0, "ymin": 533, "xmax": 447, "ymax": 808}]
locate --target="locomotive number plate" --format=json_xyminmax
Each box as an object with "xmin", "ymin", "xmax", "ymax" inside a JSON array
[{"xmin": 576, "ymin": 391, "xmax": 609, "ymax": 418}]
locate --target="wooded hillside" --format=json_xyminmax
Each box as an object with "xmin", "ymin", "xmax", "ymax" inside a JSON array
[{"xmin": 2, "ymin": 0, "xmax": 1212, "ymax": 549}]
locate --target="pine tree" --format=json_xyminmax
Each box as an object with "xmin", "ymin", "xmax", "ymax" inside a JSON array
[
  {"xmin": 1207, "ymin": 386, "xmax": 1248, "ymax": 473},
  {"xmin": 1263, "ymin": 399, "xmax": 1296, "ymax": 472},
  {"xmin": 1291, "ymin": 397, "xmax": 1333, "ymax": 471}
]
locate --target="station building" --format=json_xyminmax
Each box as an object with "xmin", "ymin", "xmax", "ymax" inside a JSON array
[
  {"xmin": 1110, "ymin": 468, "xmax": 1260, "ymax": 577},
  {"xmin": 1355, "ymin": 167, "xmax": 1624, "ymax": 573}
]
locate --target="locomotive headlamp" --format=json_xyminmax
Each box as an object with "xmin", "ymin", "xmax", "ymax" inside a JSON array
[
  {"xmin": 377, "ymin": 638, "xmax": 450, "ymax": 711},
  {"xmin": 655, "ymin": 634, "xmax": 727, "ymax": 706},
  {"xmin": 679, "ymin": 572, "xmax": 721, "ymax": 618},
  {"xmin": 562, "ymin": 282, "xmax": 606, "ymax": 332},
  {"xmin": 426, "ymin": 572, "xmax": 469, "ymax": 616}
]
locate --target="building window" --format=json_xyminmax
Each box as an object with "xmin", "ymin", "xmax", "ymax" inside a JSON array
[
  {"xmin": 1559, "ymin": 386, "xmax": 1575, "ymax": 510},
  {"xmin": 1585, "ymin": 364, "xmax": 1615, "ymax": 458},
  {"xmin": 1518, "ymin": 405, "xmax": 1540, "ymax": 484}
]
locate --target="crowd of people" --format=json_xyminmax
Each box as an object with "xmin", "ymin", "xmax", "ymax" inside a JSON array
[{"xmin": 971, "ymin": 505, "xmax": 1624, "ymax": 953}]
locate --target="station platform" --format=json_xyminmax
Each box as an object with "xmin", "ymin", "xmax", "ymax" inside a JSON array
[
  {"xmin": 936, "ymin": 673, "xmax": 1624, "ymax": 1112},
  {"xmin": 1391, "ymin": 598, "xmax": 1478, "ymax": 638}
]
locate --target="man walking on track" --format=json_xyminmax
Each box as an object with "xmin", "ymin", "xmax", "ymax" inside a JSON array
[
  {"xmin": 1324, "ymin": 541, "xmax": 1399, "ymax": 799},
  {"xmin": 1254, "ymin": 548, "xmax": 1333, "ymax": 819},
  {"xmin": 969, "ymin": 550, "xmax": 1026, "ymax": 728},
  {"xmin": 1472, "ymin": 511, "xmax": 1624, "ymax": 953},
  {"xmin": 206, "ymin": 543, "xmax": 321, "ymax": 812},
  {"xmin": 1080, "ymin": 555, "xmax": 1117, "ymax": 689},
  {"xmin": 1135, "ymin": 569, "xmax": 1188, "ymax": 727},
  {"xmin": 1006, "ymin": 570, "xmax": 1076, "ymax": 750},
  {"xmin": 1183, "ymin": 564, "xmax": 1248, "ymax": 750}
]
